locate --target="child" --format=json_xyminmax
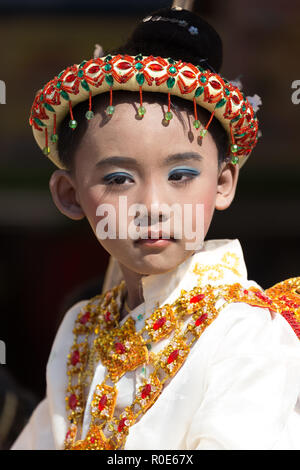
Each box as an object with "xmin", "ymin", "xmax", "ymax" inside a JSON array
[{"xmin": 12, "ymin": 6, "xmax": 300, "ymax": 450}]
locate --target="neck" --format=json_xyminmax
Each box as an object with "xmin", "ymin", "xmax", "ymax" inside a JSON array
[{"xmin": 118, "ymin": 263, "xmax": 147, "ymax": 313}]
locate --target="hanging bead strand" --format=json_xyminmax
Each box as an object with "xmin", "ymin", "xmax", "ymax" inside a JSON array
[
  {"xmin": 51, "ymin": 113, "xmax": 58, "ymax": 143},
  {"xmin": 85, "ymin": 91, "xmax": 94, "ymax": 120},
  {"xmin": 137, "ymin": 86, "xmax": 146, "ymax": 117},
  {"xmin": 199, "ymin": 108, "xmax": 215, "ymax": 139},
  {"xmin": 69, "ymin": 101, "xmax": 77, "ymax": 129},
  {"xmin": 106, "ymin": 88, "xmax": 115, "ymax": 115},
  {"xmin": 230, "ymin": 122, "xmax": 239, "ymax": 164},
  {"xmin": 164, "ymin": 92, "xmax": 173, "ymax": 121},
  {"xmin": 43, "ymin": 127, "xmax": 50, "ymax": 155},
  {"xmin": 193, "ymin": 98, "xmax": 201, "ymax": 130}
]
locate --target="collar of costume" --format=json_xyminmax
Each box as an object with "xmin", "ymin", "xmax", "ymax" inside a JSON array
[
  {"xmin": 29, "ymin": 54, "xmax": 260, "ymax": 169},
  {"xmin": 104, "ymin": 238, "xmax": 250, "ymax": 328}
]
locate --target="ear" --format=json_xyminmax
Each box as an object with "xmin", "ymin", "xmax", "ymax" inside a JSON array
[
  {"xmin": 215, "ymin": 162, "xmax": 239, "ymax": 211},
  {"xmin": 49, "ymin": 170, "xmax": 85, "ymax": 220}
]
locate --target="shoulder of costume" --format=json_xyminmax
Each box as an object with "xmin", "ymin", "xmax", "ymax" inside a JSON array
[{"xmin": 265, "ymin": 276, "xmax": 300, "ymax": 339}]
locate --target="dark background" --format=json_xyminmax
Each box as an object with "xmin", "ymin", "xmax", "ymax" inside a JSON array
[{"xmin": 0, "ymin": 0, "xmax": 299, "ymax": 448}]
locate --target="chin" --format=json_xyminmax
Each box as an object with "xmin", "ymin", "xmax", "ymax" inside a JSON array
[{"xmin": 126, "ymin": 247, "xmax": 190, "ymax": 275}]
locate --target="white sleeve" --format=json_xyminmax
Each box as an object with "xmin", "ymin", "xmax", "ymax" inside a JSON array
[
  {"xmin": 185, "ymin": 302, "xmax": 300, "ymax": 450},
  {"xmin": 10, "ymin": 398, "xmax": 55, "ymax": 450}
]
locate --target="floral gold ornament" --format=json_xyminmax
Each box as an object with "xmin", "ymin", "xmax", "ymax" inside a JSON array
[
  {"xmin": 61, "ymin": 276, "xmax": 300, "ymax": 451},
  {"xmin": 29, "ymin": 55, "xmax": 260, "ymax": 170},
  {"xmin": 193, "ymin": 251, "xmax": 242, "ymax": 284},
  {"xmin": 96, "ymin": 317, "xmax": 149, "ymax": 383}
]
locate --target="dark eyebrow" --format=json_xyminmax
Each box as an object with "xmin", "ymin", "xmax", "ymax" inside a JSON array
[
  {"xmin": 164, "ymin": 152, "xmax": 203, "ymax": 165},
  {"xmin": 95, "ymin": 156, "xmax": 138, "ymax": 168},
  {"xmin": 95, "ymin": 152, "xmax": 203, "ymax": 168}
]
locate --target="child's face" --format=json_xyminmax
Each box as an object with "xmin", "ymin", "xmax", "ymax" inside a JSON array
[{"xmin": 51, "ymin": 96, "xmax": 239, "ymax": 276}]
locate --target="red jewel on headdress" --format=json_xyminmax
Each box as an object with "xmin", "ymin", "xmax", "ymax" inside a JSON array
[
  {"xmin": 182, "ymin": 70, "xmax": 196, "ymax": 79},
  {"xmin": 117, "ymin": 61, "xmax": 132, "ymax": 70},
  {"xmin": 88, "ymin": 65, "xmax": 101, "ymax": 74},
  {"xmin": 148, "ymin": 63, "xmax": 163, "ymax": 72}
]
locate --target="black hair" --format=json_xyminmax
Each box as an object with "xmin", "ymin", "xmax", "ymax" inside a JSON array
[{"xmin": 57, "ymin": 7, "xmax": 229, "ymax": 171}]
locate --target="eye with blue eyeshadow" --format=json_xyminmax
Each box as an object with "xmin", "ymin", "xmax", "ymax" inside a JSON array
[
  {"xmin": 102, "ymin": 172, "xmax": 134, "ymax": 185},
  {"xmin": 168, "ymin": 166, "xmax": 200, "ymax": 183},
  {"xmin": 102, "ymin": 166, "xmax": 200, "ymax": 187}
]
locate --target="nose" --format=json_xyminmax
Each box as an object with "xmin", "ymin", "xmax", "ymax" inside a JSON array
[{"xmin": 134, "ymin": 179, "xmax": 170, "ymax": 229}]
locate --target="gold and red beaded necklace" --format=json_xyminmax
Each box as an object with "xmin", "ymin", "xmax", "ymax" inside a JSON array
[{"xmin": 63, "ymin": 279, "xmax": 280, "ymax": 450}]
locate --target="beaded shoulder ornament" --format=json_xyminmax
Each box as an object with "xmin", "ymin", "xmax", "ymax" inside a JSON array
[
  {"xmin": 63, "ymin": 276, "xmax": 300, "ymax": 450},
  {"xmin": 29, "ymin": 53, "xmax": 260, "ymax": 170}
]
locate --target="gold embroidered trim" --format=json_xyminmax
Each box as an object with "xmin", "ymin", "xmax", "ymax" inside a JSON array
[
  {"xmin": 63, "ymin": 280, "xmax": 277, "ymax": 450},
  {"xmin": 193, "ymin": 251, "xmax": 241, "ymax": 285}
]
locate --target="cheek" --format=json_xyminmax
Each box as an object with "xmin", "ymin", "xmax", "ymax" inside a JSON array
[
  {"xmin": 80, "ymin": 187, "xmax": 130, "ymax": 240},
  {"xmin": 79, "ymin": 187, "xmax": 106, "ymax": 232},
  {"xmin": 188, "ymin": 181, "xmax": 217, "ymax": 235}
]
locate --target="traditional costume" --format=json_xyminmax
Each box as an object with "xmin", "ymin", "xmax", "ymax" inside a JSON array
[
  {"xmin": 11, "ymin": 6, "xmax": 300, "ymax": 450},
  {"xmin": 11, "ymin": 239, "xmax": 300, "ymax": 450}
]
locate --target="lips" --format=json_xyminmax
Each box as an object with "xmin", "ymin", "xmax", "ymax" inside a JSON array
[{"xmin": 135, "ymin": 230, "xmax": 174, "ymax": 241}]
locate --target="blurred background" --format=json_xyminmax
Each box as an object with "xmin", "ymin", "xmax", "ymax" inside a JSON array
[{"xmin": 0, "ymin": 0, "xmax": 299, "ymax": 449}]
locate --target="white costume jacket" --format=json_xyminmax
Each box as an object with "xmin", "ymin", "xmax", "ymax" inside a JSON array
[{"xmin": 11, "ymin": 239, "xmax": 300, "ymax": 450}]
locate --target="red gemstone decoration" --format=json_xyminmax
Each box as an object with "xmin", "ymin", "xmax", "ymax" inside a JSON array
[
  {"xmin": 195, "ymin": 313, "xmax": 207, "ymax": 327},
  {"xmin": 80, "ymin": 312, "xmax": 90, "ymax": 324},
  {"xmin": 141, "ymin": 383, "xmax": 152, "ymax": 399},
  {"xmin": 88, "ymin": 65, "xmax": 100, "ymax": 74},
  {"xmin": 117, "ymin": 61, "xmax": 132, "ymax": 70},
  {"xmin": 149, "ymin": 63, "xmax": 163, "ymax": 71},
  {"xmin": 65, "ymin": 74, "xmax": 76, "ymax": 83},
  {"xmin": 210, "ymin": 79, "xmax": 222, "ymax": 89},
  {"xmin": 279, "ymin": 295, "xmax": 299, "ymax": 309},
  {"xmin": 153, "ymin": 316, "xmax": 166, "ymax": 330},
  {"xmin": 243, "ymin": 289, "xmax": 249, "ymax": 295},
  {"xmin": 232, "ymin": 94, "xmax": 240, "ymax": 105},
  {"xmin": 115, "ymin": 342, "xmax": 126, "ymax": 354},
  {"xmin": 118, "ymin": 417, "xmax": 127, "ymax": 432},
  {"xmin": 47, "ymin": 85, "xmax": 55, "ymax": 94},
  {"xmin": 254, "ymin": 291, "xmax": 272, "ymax": 304},
  {"xmin": 69, "ymin": 394, "xmax": 78, "ymax": 410},
  {"xmin": 71, "ymin": 349, "xmax": 80, "ymax": 366},
  {"xmin": 167, "ymin": 349, "xmax": 179, "ymax": 364},
  {"xmin": 104, "ymin": 311, "xmax": 111, "ymax": 322},
  {"xmin": 98, "ymin": 394, "xmax": 107, "ymax": 411},
  {"xmin": 182, "ymin": 70, "xmax": 196, "ymax": 79},
  {"xmin": 90, "ymin": 437, "xmax": 95, "ymax": 444},
  {"xmin": 190, "ymin": 294, "xmax": 205, "ymax": 303}
]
